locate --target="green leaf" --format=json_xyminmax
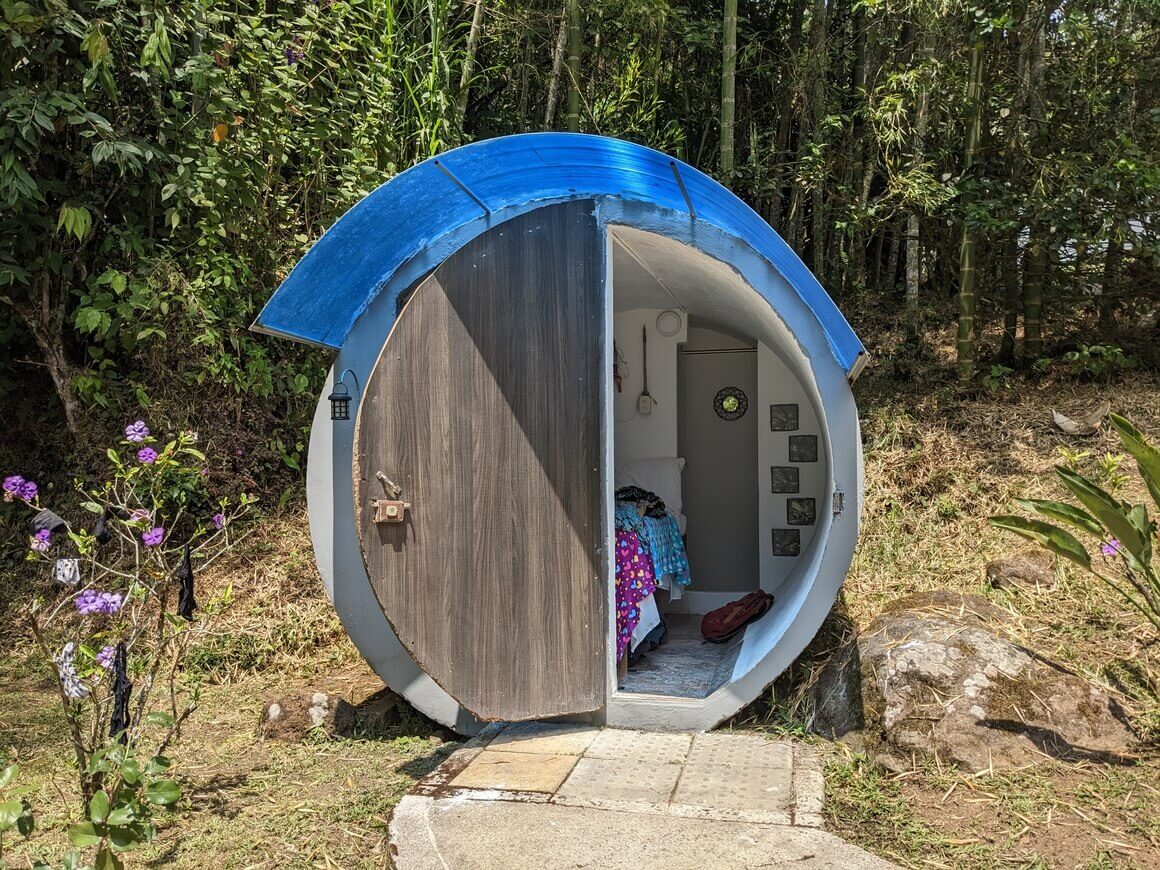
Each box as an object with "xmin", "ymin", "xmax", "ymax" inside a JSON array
[
  {"xmin": 0, "ymin": 799, "xmax": 23, "ymax": 832},
  {"xmin": 56, "ymin": 205, "xmax": 92, "ymax": 242},
  {"xmin": 988, "ymin": 515, "xmax": 1092, "ymax": 570},
  {"xmin": 145, "ymin": 779, "xmax": 180, "ymax": 806},
  {"xmin": 1110, "ymin": 413, "xmax": 1160, "ymax": 511},
  {"xmin": 1014, "ymin": 498, "xmax": 1103, "ymax": 537},
  {"xmin": 145, "ymin": 711, "xmax": 175, "ymax": 728},
  {"xmin": 95, "ymin": 845, "xmax": 124, "ymax": 870},
  {"xmin": 89, "ymin": 790, "xmax": 110, "ymax": 823},
  {"xmin": 1054, "ymin": 466, "xmax": 1146, "ymax": 562},
  {"xmin": 120, "ymin": 758, "xmax": 141, "ymax": 784},
  {"xmin": 106, "ymin": 806, "xmax": 135, "ymax": 826},
  {"xmin": 145, "ymin": 755, "xmax": 171, "ymax": 775},
  {"xmin": 68, "ymin": 820, "xmax": 103, "ymax": 848},
  {"xmin": 0, "ymin": 763, "xmax": 17, "ymax": 789}
]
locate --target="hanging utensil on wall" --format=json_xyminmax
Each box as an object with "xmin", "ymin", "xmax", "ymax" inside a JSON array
[{"xmin": 638, "ymin": 324, "xmax": 655, "ymax": 415}]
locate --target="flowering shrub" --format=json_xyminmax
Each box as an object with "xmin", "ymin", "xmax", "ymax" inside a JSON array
[
  {"xmin": 6, "ymin": 421, "xmax": 254, "ymax": 868},
  {"xmin": 991, "ymin": 413, "xmax": 1159, "ymax": 635}
]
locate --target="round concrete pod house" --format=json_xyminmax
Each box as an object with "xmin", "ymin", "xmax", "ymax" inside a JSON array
[{"xmin": 256, "ymin": 133, "xmax": 866, "ymax": 735}]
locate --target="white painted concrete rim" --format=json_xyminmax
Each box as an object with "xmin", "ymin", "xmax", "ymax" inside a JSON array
[{"xmin": 306, "ymin": 196, "xmax": 862, "ymax": 734}]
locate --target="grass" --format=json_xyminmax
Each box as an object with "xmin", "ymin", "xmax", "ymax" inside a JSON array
[
  {"xmin": 0, "ymin": 513, "xmax": 460, "ymax": 869},
  {"xmin": 2, "ymin": 324, "xmax": 1159, "ymax": 867},
  {"xmin": 741, "ymin": 323, "xmax": 1160, "ymax": 867}
]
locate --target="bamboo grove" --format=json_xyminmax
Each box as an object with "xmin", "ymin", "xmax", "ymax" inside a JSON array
[{"xmin": 1, "ymin": 1, "xmax": 1156, "ymax": 446}]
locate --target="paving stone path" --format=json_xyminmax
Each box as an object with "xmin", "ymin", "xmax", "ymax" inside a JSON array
[{"xmin": 389, "ymin": 722, "xmax": 897, "ymax": 869}]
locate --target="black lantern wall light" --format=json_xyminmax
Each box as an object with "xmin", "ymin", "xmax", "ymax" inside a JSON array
[{"xmin": 329, "ymin": 369, "xmax": 360, "ymax": 421}]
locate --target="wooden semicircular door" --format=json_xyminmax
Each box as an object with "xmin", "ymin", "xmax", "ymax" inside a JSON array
[{"xmin": 353, "ymin": 200, "xmax": 606, "ymax": 721}]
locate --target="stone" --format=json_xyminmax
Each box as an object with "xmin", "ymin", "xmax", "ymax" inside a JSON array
[
  {"xmin": 851, "ymin": 591, "xmax": 1136, "ymax": 770},
  {"xmin": 987, "ymin": 550, "xmax": 1056, "ymax": 590},
  {"xmin": 259, "ymin": 691, "xmax": 356, "ymax": 741},
  {"xmin": 807, "ymin": 638, "xmax": 865, "ymax": 739}
]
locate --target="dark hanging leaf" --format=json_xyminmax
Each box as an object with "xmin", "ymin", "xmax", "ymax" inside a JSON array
[
  {"xmin": 109, "ymin": 642, "xmax": 132, "ymax": 743},
  {"xmin": 94, "ymin": 509, "xmax": 111, "ymax": 544},
  {"xmin": 175, "ymin": 544, "xmax": 197, "ymax": 621}
]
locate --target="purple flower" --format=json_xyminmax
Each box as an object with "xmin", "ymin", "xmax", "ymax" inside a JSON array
[
  {"xmin": 96, "ymin": 645, "xmax": 116, "ymax": 669},
  {"xmin": 129, "ymin": 508, "xmax": 151, "ymax": 523},
  {"xmin": 1101, "ymin": 539, "xmax": 1120, "ymax": 557},
  {"xmin": 125, "ymin": 420, "xmax": 150, "ymax": 442},
  {"xmin": 18, "ymin": 480, "xmax": 38, "ymax": 501},
  {"xmin": 75, "ymin": 589, "xmax": 124, "ymax": 616},
  {"xmin": 142, "ymin": 526, "xmax": 165, "ymax": 547},
  {"xmin": 284, "ymin": 35, "xmax": 305, "ymax": 65},
  {"xmin": 212, "ymin": 512, "xmax": 226, "ymax": 530},
  {"xmin": 30, "ymin": 528, "xmax": 51, "ymax": 552},
  {"xmin": 4, "ymin": 475, "xmax": 24, "ymax": 502},
  {"xmin": 137, "ymin": 447, "xmax": 158, "ymax": 465}
]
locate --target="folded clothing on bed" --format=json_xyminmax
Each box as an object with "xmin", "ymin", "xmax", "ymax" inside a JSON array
[{"xmin": 614, "ymin": 500, "xmax": 691, "ymax": 589}]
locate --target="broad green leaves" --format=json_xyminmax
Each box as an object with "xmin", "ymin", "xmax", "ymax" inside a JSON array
[
  {"xmin": 1110, "ymin": 413, "xmax": 1160, "ymax": 511},
  {"xmin": 0, "ymin": 763, "xmax": 34, "ymax": 838},
  {"xmin": 988, "ymin": 515, "xmax": 1092, "ymax": 569},
  {"xmin": 991, "ymin": 414, "xmax": 1159, "ymax": 635}
]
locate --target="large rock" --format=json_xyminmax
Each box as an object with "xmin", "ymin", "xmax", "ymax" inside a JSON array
[
  {"xmin": 809, "ymin": 591, "xmax": 1136, "ymax": 771},
  {"xmin": 986, "ymin": 551, "xmax": 1055, "ymax": 590},
  {"xmin": 260, "ymin": 691, "xmax": 357, "ymax": 741}
]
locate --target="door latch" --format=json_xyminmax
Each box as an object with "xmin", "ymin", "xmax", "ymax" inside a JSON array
[
  {"xmin": 372, "ymin": 471, "xmax": 408, "ymax": 522},
  {"xmin": 373, "ymin": 499, "xmax": 411, "ymax": 524}
]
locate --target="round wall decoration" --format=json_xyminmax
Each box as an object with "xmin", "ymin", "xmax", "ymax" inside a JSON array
[
  {"xmin": 656, "ymin": 309, "xmax": 683, "ymax": 337},
  {"xmin": 714, "ymin": 386, "xmax": 749, "ymax": 420}
]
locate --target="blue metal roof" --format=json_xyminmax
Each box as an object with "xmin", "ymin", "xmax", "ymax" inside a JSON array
[{"xmin": 255, "ymin": 133, "xmax": 865, "ymax": 375}]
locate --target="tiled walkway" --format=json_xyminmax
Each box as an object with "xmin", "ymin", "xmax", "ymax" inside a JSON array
[{"xmin": 391, "ymin": 722, "xmax": 898, "ymax": 868}]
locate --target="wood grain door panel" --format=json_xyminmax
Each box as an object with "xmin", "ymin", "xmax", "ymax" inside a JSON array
[{"xmin": 354, "ymin": 201, "xmax": 606, "ymax": 720}]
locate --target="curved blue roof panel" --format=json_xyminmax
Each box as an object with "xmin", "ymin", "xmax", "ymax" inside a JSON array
[{"xmin": 255, "ymin": 133, "xmax": 865, "ymax": 374}]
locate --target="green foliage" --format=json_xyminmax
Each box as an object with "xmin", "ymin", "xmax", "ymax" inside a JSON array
[
  {"xmin": 65, "ymin": 745, "xmax": 179, "ymax": 863},
  {"xmin": 0, "ymin": 0, "xmax": 1155, "ymax": 441},
  {"xmin": 0, "ymin": 763, "xmax": 36, "ymax": 858},
  {"xmin": 990, "ymin": 413, "xmax": 1160, "ymax": 634},
  {"xmin": 5, "ymin": 418, "xmax": 250, "ymax": 865},
  {"xmin": 1060, "ymin": 345, "xmax": 1137, "ymax": 381},
  {"xmin": 981, "ymin": 363, "xmax": 1013, "ymax": 391}
]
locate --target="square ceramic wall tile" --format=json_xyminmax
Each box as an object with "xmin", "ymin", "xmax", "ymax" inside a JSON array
[{"xmin": 450, "ymin": 749, "xmax": 578, "ymax": 792}]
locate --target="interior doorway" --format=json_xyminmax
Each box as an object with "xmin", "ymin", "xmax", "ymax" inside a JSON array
[{"xmin": 677, "ymin": 325, "xmax": 760, "ymax": 604}]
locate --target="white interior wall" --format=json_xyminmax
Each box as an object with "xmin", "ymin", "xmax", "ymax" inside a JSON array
[
  {"xmin": 612, "ymin": 308, "xmax": 685, "ymax": 461},
  {"xmin": 609, "ymin": 227, "xmax": 831, "ymax": 618}
]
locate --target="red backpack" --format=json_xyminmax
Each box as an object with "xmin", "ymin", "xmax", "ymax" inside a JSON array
[{"xmin": 701, "ymin": 591, "xmax": 774, "ymax": 643}]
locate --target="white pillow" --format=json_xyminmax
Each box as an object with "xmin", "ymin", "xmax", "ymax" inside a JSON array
[{"xmin": 615, "ymin": 457, "xmax": 685, "ymax": 518}]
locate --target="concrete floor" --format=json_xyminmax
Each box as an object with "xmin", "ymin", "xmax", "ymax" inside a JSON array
[{"xmin": 390, "ymin": 722, "xmax": 897, "ymax": 869}]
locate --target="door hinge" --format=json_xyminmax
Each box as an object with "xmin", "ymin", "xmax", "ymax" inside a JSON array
[{"xmin": 832, "ymin": 488, "xmax": 846, "ymax": 517}]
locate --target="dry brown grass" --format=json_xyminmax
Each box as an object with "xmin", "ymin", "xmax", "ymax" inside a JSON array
[{"xmin": 806, "ymin": 343, "xmax": 1160, "ymax": 869}]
